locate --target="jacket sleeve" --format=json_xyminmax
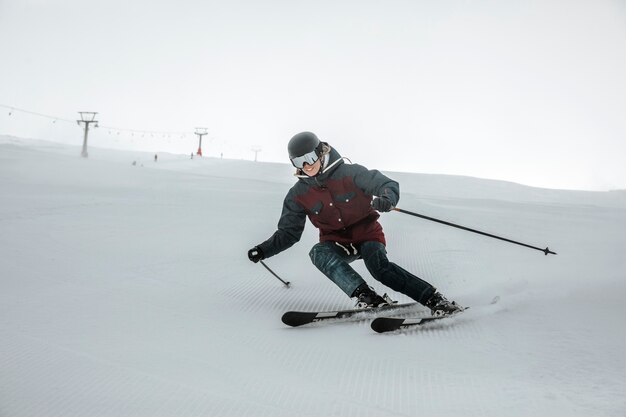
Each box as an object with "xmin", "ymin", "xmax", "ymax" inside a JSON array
[
  {"xmin": 257, "ymin": 189, "xmax": 307, "ymax": 258},
  {"xmin": 352, "ymin": 165, "xmax": 400, "ymax": 206}
]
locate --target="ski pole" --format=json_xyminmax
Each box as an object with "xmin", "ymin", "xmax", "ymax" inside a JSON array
[
  {"xmin": 393, "ymin": 207, "xmax": 557, "ymax": 256},
  {"xmin": 260, "ymin": 260, "xmax": 291, "ymax": 287}
]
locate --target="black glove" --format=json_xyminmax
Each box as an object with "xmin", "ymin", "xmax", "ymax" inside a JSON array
[
  {"xmin": 372, "ymin": 197, "xmax": 393, "ymax": 212},
  {"xmin": 248, "ymin": 246, "xmax": 264, "ymax": 263}
]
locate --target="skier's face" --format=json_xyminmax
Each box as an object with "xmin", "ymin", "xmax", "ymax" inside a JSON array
[{"xmin": 302, "ymin": 159, "xmax": 321, "ymax": 177}]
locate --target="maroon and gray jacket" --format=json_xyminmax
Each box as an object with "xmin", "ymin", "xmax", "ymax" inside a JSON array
[{"xmin": 258, "ymin": 144, "xmax": 400, "ymax": 259}]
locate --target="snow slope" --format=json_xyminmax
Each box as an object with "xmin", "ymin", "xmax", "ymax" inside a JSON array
[{"xmin": 1, "ymin": 136, "xmax": 625, "ymax": 417}]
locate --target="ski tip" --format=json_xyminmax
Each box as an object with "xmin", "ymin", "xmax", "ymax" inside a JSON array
[
  {"xmin": 371, "ymin": 317, "xmax": 405, "ymax": 333},
  {"xmin": 281, "ymin": 311, "xmax": 317, "ymax": 327}
]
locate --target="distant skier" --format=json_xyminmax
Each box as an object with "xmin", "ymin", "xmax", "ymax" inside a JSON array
[
  {"xmin": 154, "ymin": 154, "xmax": 158, "ymax": 162},
  {"xmin": 248, "ymin": 132, "xmax": 462, "ymax": 314}
]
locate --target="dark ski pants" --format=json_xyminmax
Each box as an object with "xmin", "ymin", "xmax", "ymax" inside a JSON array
[{"xmin": 308, "ymin": 241, "xmax": 436, "ymax": 304}]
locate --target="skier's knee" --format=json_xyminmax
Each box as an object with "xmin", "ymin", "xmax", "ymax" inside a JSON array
[
  {"xmin": 309, "ymin": 243, "xmax": 339, "ymax": 268},
  {"xmin": 362, "ymin": 247, "xmax": 389, "ymax": 273},
  {"xmin": 309, "ymin": 243, "xmax": 326, "ymax": 266}
]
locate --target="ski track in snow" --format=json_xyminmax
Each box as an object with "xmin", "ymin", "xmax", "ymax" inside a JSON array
[{"xmin": 1, "ymin": 137, "xmax": 626, "ymax": 417}]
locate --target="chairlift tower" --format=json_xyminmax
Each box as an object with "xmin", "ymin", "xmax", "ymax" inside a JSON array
[
  {"xmin": 77, "ymin": 112, "xmax": 98, "ymax": 158},
  {"xmin": 195, "ymin": 127, "xmax": 208, "ymax": 156},
  {"xmin": 252, "ymin": 148, "xmax": 261, "ymax": 162}
]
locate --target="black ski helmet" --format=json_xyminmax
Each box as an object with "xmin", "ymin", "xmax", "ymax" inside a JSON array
[{"xmin": 288, "ymin": 131, "xmax": 322, "ymax": 160}]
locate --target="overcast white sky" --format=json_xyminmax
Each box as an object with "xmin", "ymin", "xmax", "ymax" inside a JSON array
[{"xmin": 1, "ymin": 0, "xmax": 625, "ymax": 191}]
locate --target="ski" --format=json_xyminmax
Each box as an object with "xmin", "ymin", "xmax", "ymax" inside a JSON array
[
  {"xmin": 281, "ymin": 302, "xmax": 421, "ymax": 327},
  {"xmin": 370, "ymin": 308, "xmax": 468, "ymax": 333},
  {"xmin": 371, "ymin": 296, "xmax": 500, "ymax": 333}
]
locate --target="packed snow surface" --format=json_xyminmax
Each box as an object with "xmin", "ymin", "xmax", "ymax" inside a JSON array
[{"xmin": 1, "ymin": 136, "xmax": 625, "ymax": 417}]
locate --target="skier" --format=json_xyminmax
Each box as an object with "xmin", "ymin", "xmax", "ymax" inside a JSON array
[{"xmin": 247, "ymin": 132, "xmax": 462, "ymax": 315}]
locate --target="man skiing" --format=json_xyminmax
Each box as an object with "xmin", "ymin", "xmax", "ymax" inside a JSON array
[{"xmin": 247, "ymin": 132, "xmax": 462, "ymax": 315}]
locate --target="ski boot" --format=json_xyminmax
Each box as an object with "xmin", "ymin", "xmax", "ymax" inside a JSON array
[
  {"xmin": 425, "ymin": 292, "xmax": 464, "ymax": 316},
  {"xmin": 354, "ymin": 284, "xmax": 395, "ymax": 309}
]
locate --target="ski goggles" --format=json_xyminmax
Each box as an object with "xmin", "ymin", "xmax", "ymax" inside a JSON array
[{"xmin": 290, "ymin": 149, "xmax": 320, "ymax": 169}]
